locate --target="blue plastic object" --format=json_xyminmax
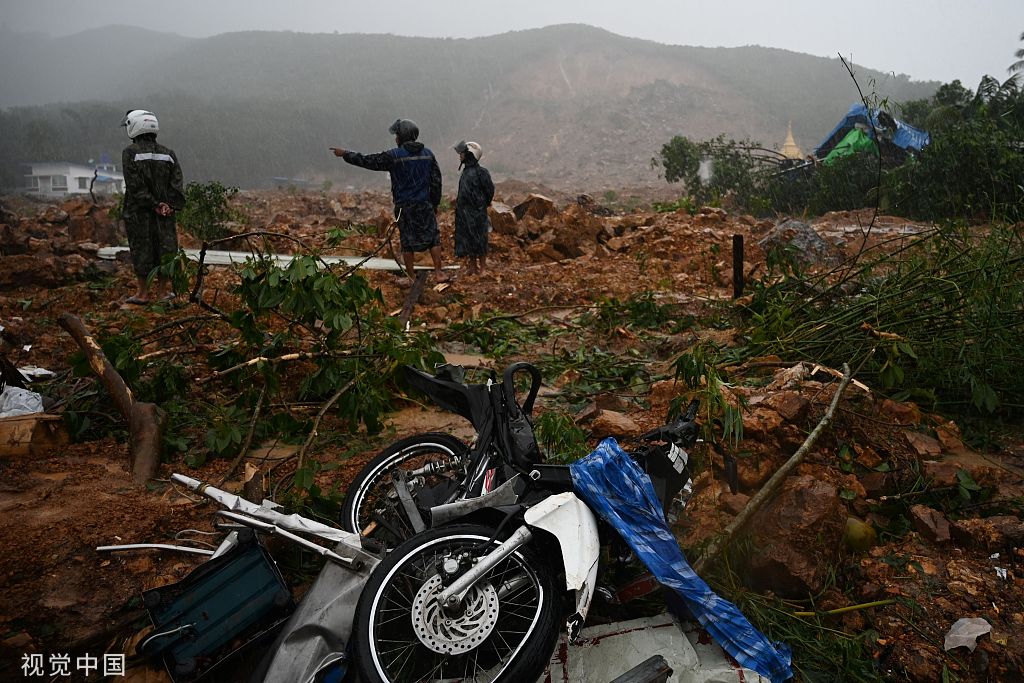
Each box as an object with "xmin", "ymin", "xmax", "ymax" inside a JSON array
[{"xmin": 571, "ymin": 438, "xmax": 794, "ymax": 683}]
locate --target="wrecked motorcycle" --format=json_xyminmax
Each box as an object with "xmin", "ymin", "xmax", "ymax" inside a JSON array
[
  {"xmin": 338, "ymin": 361, "xmax": 543, "ymax": 548},
  {"xmin": 347, "ymin": 401, "xmax": 790, "ymax": 683}
]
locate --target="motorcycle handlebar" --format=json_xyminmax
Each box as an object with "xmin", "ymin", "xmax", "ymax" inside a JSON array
[
  {"xmin": 502, "ymin": 361, "xmax": 542, "ymax": 418},
  {"xmin": 640, "ymin": 398, "xmax": 700, "ymax": 446}
]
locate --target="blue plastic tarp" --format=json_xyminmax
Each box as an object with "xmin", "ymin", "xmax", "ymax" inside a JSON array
[
  {"xmin": 813, "ymin": 103, "xmax": 930, "ymax": 159},
  {"xmin": 570, "ymin": 438, "xmax": 793, "ymax": 683}
]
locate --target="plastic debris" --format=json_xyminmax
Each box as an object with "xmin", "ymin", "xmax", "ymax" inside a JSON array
[
  {"xmin": 943, "ymin": 617, "xmax": 992, "ymax": 652},
  {"xmin": 571, "ymin": 438, "xmax": 793, "ymax": 683},
  {"xmin": 0, "ymin": 385, "xmax": 44, "ymax": 418},
  {"xmin": 996, "ymin": 567, "xmax": 1008, "ymax": 580},
  {"xmin": 17, "ymin": 366, "xmax": 55, "ymax": 381}
]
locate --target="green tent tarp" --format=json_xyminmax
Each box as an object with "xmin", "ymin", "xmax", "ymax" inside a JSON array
[{"xmin": 822, "ymin": 127, "xmax": 878, "ymax": 165}]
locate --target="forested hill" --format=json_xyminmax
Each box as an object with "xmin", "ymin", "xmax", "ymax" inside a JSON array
[{"xmin": 0, "ymin": 24, "xmax": 938, "ymax": 191}]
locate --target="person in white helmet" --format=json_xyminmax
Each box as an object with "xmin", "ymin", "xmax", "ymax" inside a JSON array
[
  {"xmin": 452, "ymin": 140, "xmax": 494, "ymax": 276},
  {"xmin": 120, "ymin": 109, "xmax": 185, "ymax": 304}
]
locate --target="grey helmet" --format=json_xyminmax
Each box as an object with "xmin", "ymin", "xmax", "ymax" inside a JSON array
[
  {"xmin": 388, "ymin": 118, "xmax": 419, "ymax": 144},
  {"xmin": 454, "ymin": 140, "xmax": 483, "ymax": 161}
]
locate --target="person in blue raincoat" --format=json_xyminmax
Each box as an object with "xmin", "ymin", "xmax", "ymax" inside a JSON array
[{"xmin": 331, "ymin": 119, "xmax": 449, "ymax": 284}]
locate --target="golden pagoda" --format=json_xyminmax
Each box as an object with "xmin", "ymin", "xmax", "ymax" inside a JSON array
[{"xmin": 780, "ymin": 121, "xmax": 803, "ymax": 159}]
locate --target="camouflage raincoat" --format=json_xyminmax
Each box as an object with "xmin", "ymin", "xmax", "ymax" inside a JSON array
[{"xmin": 121, "ymin": 134, "xmax": 185, "ymax": 277}]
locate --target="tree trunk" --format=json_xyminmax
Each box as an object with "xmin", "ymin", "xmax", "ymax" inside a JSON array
[{"xmin": 58, "ymin": 313, "xmax": 166, "ymax": 484}]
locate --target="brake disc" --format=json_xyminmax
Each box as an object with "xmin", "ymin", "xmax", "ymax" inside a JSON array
[{"xmin": 411, "ymin": 574, "xmax": 500, "ymax": 655}]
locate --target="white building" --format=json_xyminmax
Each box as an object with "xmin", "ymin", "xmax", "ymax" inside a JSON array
[{"xmin": 22, "ymin": 161, "xmax": 125, "ymax": 197}]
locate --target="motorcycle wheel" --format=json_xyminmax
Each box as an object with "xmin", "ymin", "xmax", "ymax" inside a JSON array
[
  {"xmin": 354, "ymin": 523, "xmax": 561, "ymax": 683},
  {"xmin": 339, "ymin": 432, "xmax": 468, "ymax": 546}
]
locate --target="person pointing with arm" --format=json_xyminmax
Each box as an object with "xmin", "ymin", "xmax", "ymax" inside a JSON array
[{"xmin": 331, "ymin": 118, "xmax": 448, "ymax": 284}]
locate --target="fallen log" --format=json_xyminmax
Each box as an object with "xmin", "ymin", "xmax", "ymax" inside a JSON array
[{"xmin": 58, "ymin": 313, "xmax": 166, "ymax": 484}]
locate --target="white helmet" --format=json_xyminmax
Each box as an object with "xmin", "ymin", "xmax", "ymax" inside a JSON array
[
  {"xmin": 121, "ymin": 110, "xmax": 159, "ymax": 139},
  {"xmin": 454, "ymin": 140, "xmax": 483, "ymax": 161}
]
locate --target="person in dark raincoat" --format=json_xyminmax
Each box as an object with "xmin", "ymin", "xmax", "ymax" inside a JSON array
[
  {"xmin": 331, "ymin": 119, "xmax": 449, "ymax": 283},
  {"xmin": 453, "ymin": 140, "xmax": 494, "ymax": 276},
  {"xmin": 120, "ymin": 109, "xmax": 186, "ymax": 304}
]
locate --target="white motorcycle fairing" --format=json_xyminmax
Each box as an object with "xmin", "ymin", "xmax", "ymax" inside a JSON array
[{"xmin": 523, "ymin": 491, "xmax": 600, "ymax": 641}]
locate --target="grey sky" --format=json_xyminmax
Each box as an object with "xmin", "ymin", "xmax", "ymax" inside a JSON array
[{"xmin": 2, "ymin": 0, "xmax": 1021, "ymax": 87}]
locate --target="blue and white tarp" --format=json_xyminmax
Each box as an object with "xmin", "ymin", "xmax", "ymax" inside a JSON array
[
  {"xmin": 813, "ymin": 102, "xmax": 931, "ymax": 159},
  {"xmin": 570, "ymin": 438, "xmax": 793, "ymax": 683}
]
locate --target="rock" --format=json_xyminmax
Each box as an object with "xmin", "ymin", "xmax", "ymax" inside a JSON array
[
  {"xmin": 513, "ymin": 193, "xmax": 556, "ymax": 221},
  {"xmin": 488, "ymin": 202, "xmax": 517, "ymax": 234},
  {"xmin": 763, "ymin": 391, "xmax": 810, "ymax": 422},
  {"xmin": 757, "ymin": 219, "xmax": 835, "ymax": 267},
  {"xmin": 860, "ymin": 471, "xmax": 897, "ymax": 498},
  {"xmin": 765, "ymin": 363, "xmax": 808, "ymax": 391},
  {"xmin": 574, "ymin": 403, "xmax": 602, "ymax": 425},
  {"xmin": 746, "ymin": 476, "xmax": 846, "ymax": 597},
  {"xmin": 589, "ymin": 410, "xmax": 642, "ymax": 439},
  {"xmin": 648, "ymin": 379, "xmax": 683, "ymax": 413},
  {"xmin": 525, "ymin": 243, "xmax": 564, "ymax": 263},
  {"xmin": 922, "ymin": 459, "xmax": 961, "ymax": 487},
  {"xmin": 1, "ymin": 631, "xmax": 34, "ymax": 650},
  {"xmin": 737, "ymin": 456, "xmax": 776, "ymax": 490},
  {"xmin": 720, "ymin": 492, "xmax": 749, "ymax": 516},
  {"xmin": 0, "ymin": 254, "xmax": 88, "ymax": 289},
  {"xmin": 62, "ymin": 197, "xmax": 93, "ymax": 217},
  {"xmin": 904, "ymin": 430, "xmax": 943, "ymax": 458},
  {"xmin": 878, "ymin": 398, "xmax": 921, "ymax": 425},
  {"xmin": 605, "ymin": 237, "xmax": 628, "ymax": 252},
  {"xmin": 951, "ymin": 516, "xmax": 1024, "ymax": 552},
  {"xmin": 742, "ymin": 406, "xmax": 785, "ymax": 442},
  {"xmin": 853, "ymin": 444, "xmax": 883, "ymax": 470},
  {"xmin": 269, "ymin": 212, "xmax": 293, "ymax": 226},
  {"xmin": 559, "ymin": 203, "xmax": 605, "ymax": 242},
  {"xmin": 909, "ymin": 504, "xmax": 951, "ymax": 543},
  {"xmin": 40, "ymin": 206, "xmax": 69, "ymax": 224}
]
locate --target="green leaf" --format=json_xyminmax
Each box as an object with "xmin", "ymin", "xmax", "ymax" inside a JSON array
[{"xmin": 293, "ymin": 467, "xmax": 314, "ymax": 491}]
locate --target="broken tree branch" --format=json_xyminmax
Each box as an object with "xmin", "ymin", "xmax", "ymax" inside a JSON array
[
  {"xmin": 693, "ymin": 362, "xmax": 853, "ymax": 575},
  {"xmin": 58, "ymin": 313, "xmax": 166, "ymax": 484},
  {"xmin": 219, "ymin": 384, "xmax": 266, "ymax": 485},
  {"xmin": 295, "ymin": 377, "xmax": 357, "ymax": 473},
  {"xmin": 197, "ymin": 351, "xmax": 319, "ymax": 385}
]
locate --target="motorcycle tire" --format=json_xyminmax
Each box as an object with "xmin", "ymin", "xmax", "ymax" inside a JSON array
[
  {"xmin": 353, "ymin": 523, "xmax": 561, "ymax": 683},
  {"xmin": 339, "ymin": 432, "xmax": 468, "ymax": 545}
]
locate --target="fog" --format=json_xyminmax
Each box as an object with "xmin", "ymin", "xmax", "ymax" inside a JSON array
[{"xmin": 2, "ymin": 0, "xmax": 1022, "ymax": 87}]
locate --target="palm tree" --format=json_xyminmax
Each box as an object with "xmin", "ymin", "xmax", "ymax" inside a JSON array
[{"xmin": 1010, "ymin": 31, "xmax": 1024, "ymax": 75}]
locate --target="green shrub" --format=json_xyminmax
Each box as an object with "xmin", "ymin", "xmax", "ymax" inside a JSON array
[{"xmin": 177, "ymin": 180, "xmax": 243, "ymax": 242}]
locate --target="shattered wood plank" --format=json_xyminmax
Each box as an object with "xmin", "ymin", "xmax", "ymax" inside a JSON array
[
  {"xmin": 0, "ymin": 414, "xmax": 68, "ymax": 457},
  {"xmin": 398, "ymin": 271, "xmax": 429, "ymax": 328}
]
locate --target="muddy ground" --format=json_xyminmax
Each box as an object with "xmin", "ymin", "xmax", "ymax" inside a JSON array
[{"xmin": 1, "ymin": 187, "xmax": 1022, "ymax": 682}]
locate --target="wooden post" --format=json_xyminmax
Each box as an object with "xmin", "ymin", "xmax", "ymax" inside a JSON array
[
  {"xmin": 58, "ymin": 313, "xmax": 166, "ymax": 484},
  {"xmin": 732, "ymin": 234, "xmax": 744, "ymax": 299}
]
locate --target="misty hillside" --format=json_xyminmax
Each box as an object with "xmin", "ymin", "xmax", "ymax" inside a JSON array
[{"xmin": 0, "ymin": 24, "xmax": 938, "ymax": 191}]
